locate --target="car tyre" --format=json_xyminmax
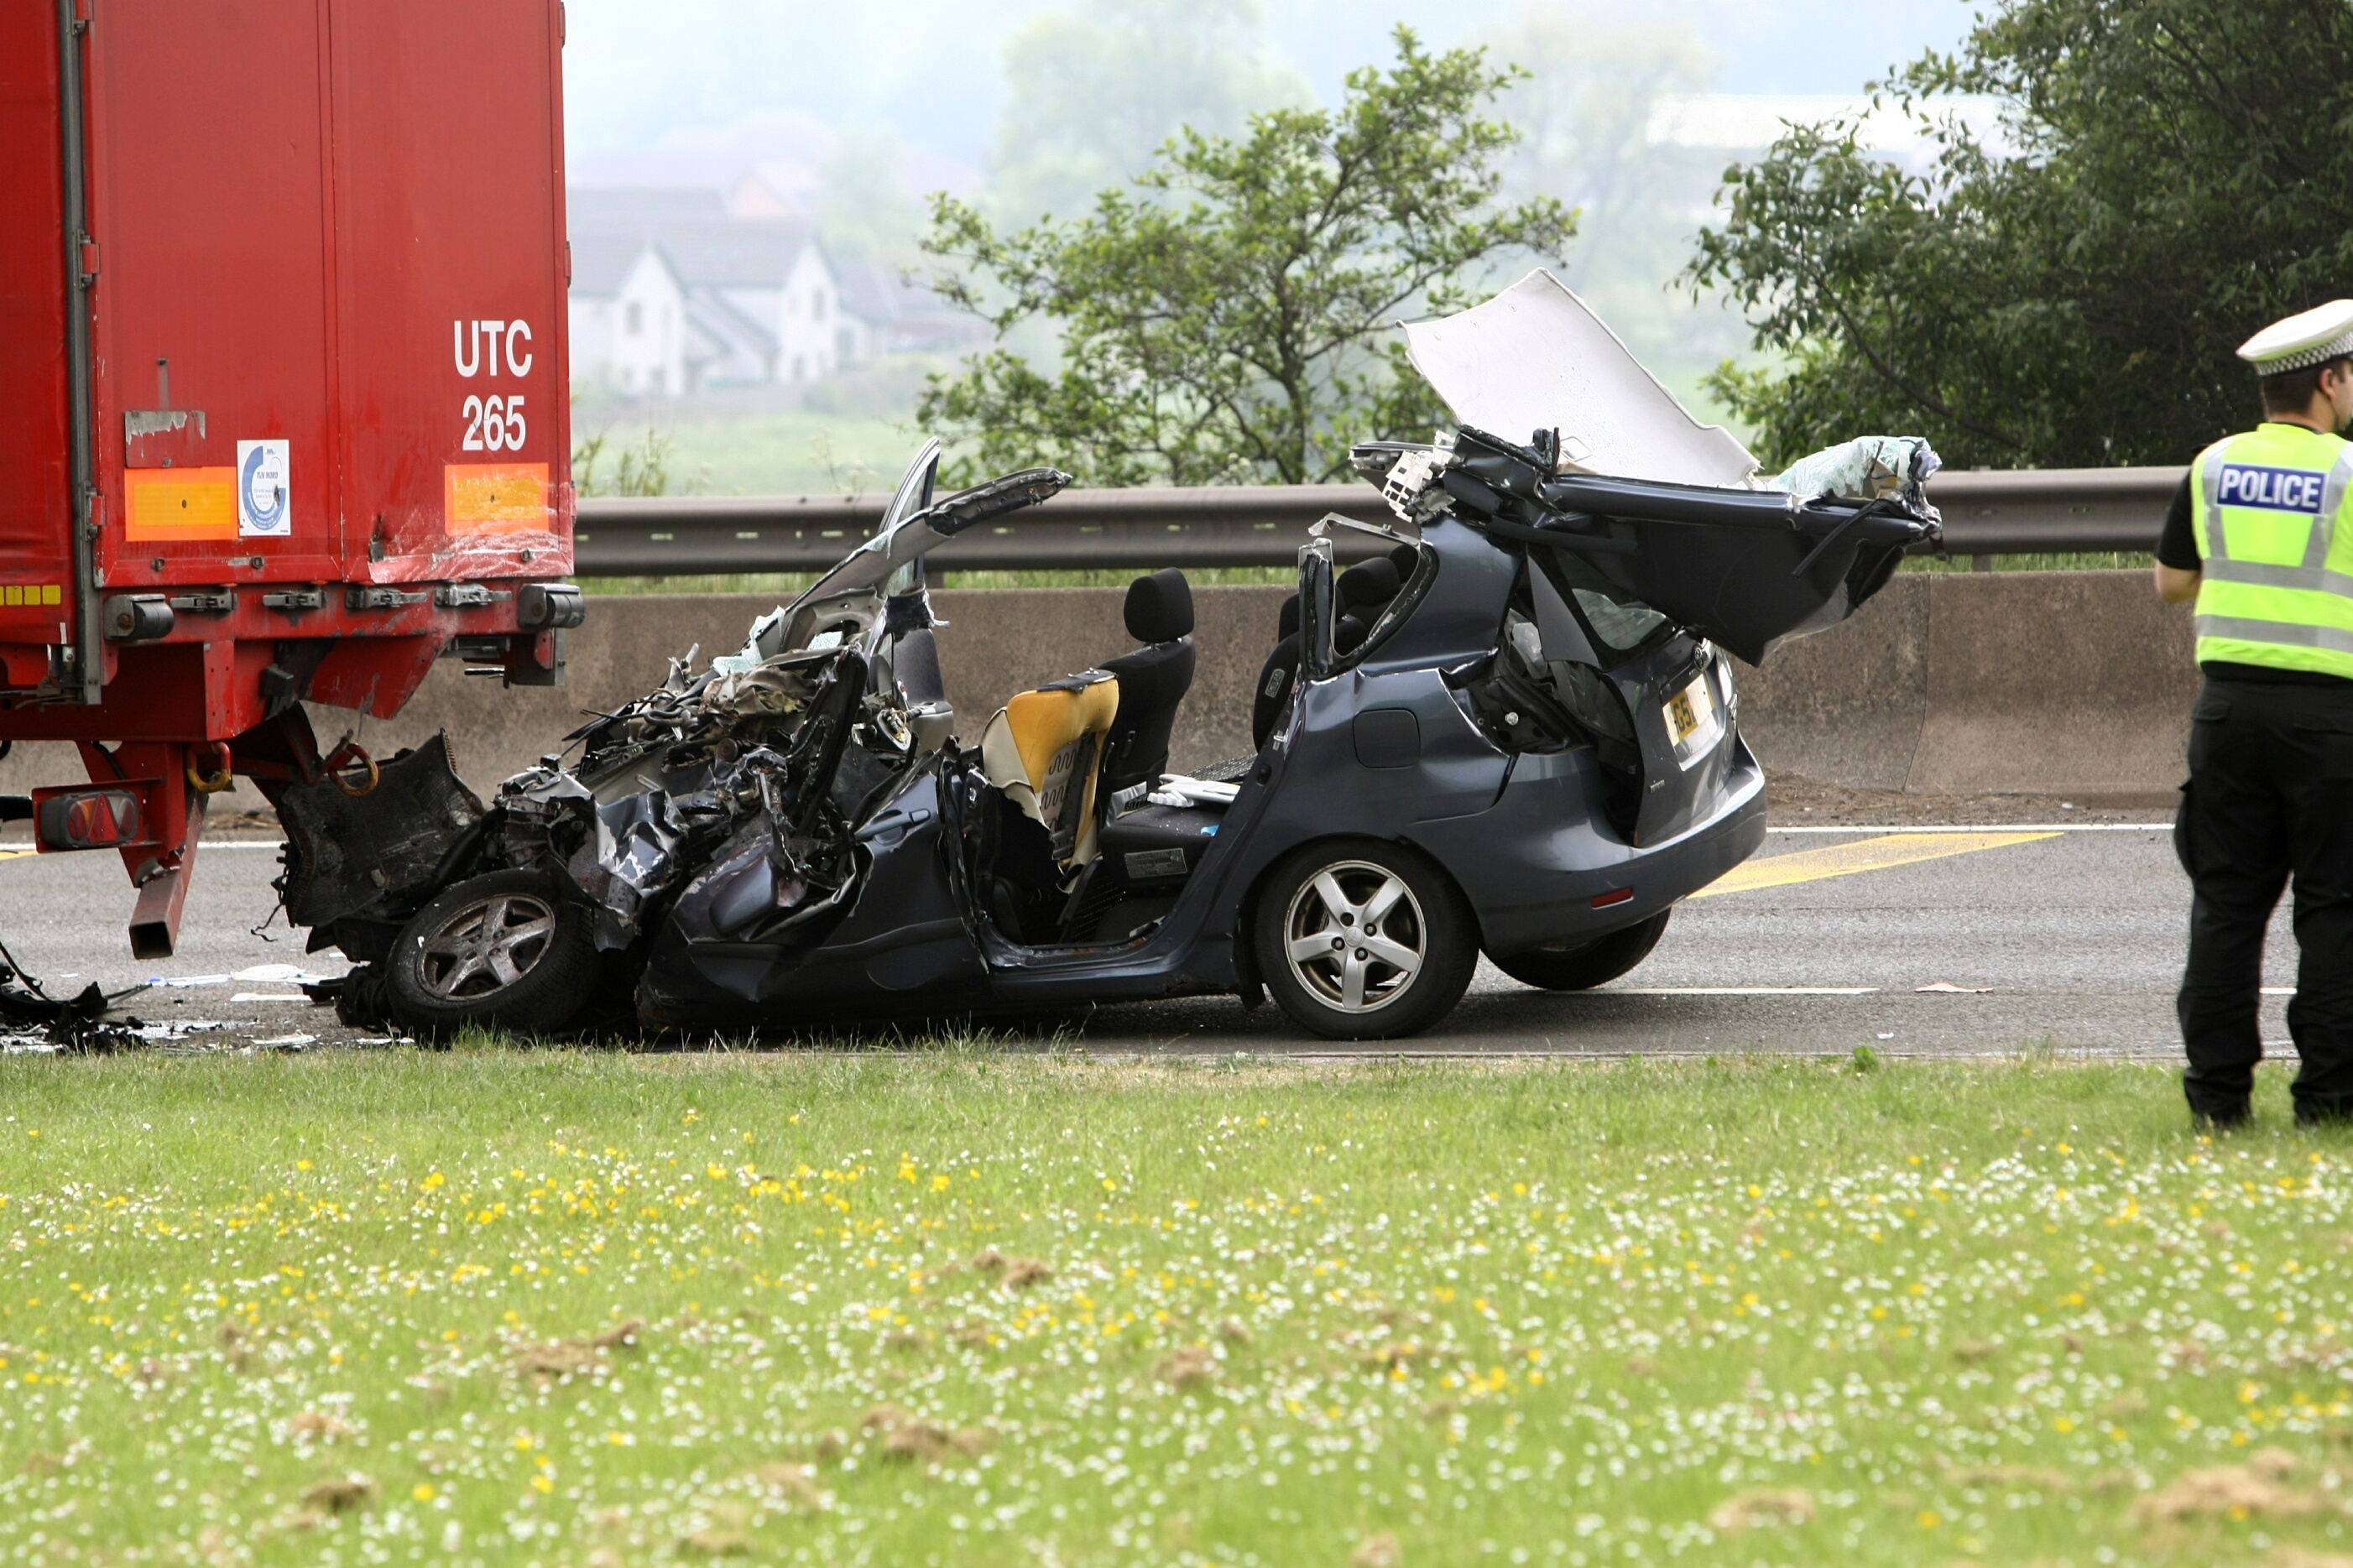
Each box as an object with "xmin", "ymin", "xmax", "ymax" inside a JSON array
[
  {"xmin": 386, "ymin": 870, "xmax": 597, "ymax": 1037},
  {"xmin": 1253, "ymin": 839, "xmax": 1476, "ymax": 1040},
  {"xmin": 1490, "ymin": 909, "xmax": 1671, "ymax": 991}
]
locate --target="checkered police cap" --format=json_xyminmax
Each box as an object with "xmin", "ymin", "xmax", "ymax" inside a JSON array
[{"xmin": 2240, "ymin": 300, "xmax": 2353, "ymax": 375}]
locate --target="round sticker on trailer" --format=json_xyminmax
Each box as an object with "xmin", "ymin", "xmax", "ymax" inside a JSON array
[{"xmin": 237, "ymin": 440, "xmax": 290, "ymax": 538}]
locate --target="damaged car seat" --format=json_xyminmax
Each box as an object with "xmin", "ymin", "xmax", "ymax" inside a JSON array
[
  {"xmin": 979, "ymin": 670, "xmax": 1120, "ymax": 872},
  {"xmin": 1098, "ymin": 569, "xmax": 1197, "ymax": 794}
]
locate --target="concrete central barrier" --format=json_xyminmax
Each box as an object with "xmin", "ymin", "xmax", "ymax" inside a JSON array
[
  {"xmin": 1734, "ymin": 572, "xmax": 2195, "ymax": 799},
  {"xmin": 0, "ymin": 571, "xmax": 2198, "ymax": 805}
]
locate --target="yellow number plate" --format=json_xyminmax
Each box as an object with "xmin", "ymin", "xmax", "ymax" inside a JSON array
[
  {"xmin": 1667, "ymin": 688, "xmax": 1701, "ymax": 743},
  {"xmin": 1665, "ymin": 675, "xmax": 1715, "ymax": 749}
]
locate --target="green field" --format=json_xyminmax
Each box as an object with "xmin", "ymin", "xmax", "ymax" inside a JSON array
[
  {"xmin": 572, "ymin": 411, "xmax": 916, "ymax": 500},
  {"xmin": 2, "ymin": 1050, "xmax": 2346, "ymax": 1565}
]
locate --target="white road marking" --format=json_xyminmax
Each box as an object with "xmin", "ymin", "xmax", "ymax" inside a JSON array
[{"xmin": 1600, "ymin": 986, "xmax": 1880, "ymax": 996}]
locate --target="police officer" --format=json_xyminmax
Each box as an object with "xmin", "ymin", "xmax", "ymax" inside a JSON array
[{"xmin": 2155, "ymin": 300, "xmax": 2353, "ymax": 1127}]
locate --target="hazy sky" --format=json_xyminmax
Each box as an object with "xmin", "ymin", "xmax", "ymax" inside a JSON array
[{"xmin": 563, "ymin": 0, "xmax": 1985, "ymax": 183}]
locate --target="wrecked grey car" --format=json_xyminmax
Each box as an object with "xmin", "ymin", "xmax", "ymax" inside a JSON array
[{"xmin": 283, "ymin": 274, "xmax": 1942, "ymax": 1041}]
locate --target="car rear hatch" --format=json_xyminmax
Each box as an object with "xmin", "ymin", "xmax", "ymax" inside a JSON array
[{"xmin": 1397, "ymin": 268, "xmax": 1940, "ymax": 665}]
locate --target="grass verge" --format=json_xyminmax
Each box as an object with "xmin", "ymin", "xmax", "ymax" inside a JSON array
[{"xmin": 0, "ymin": 1051, "xmax": 2345, "ymax": 1565}]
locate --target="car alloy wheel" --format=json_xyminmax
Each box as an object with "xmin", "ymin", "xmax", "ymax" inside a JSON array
[
  {"xmin": 386, "ymin": 870, "xmax": 600, "ymax": 1037},
  {"xmin": 1281, "ymin": 859, "xmax": 1427, "ymax": 1013},
  {"xmin": 416, "ymin": 889, "xmax": 558, "ymax": 1001}
]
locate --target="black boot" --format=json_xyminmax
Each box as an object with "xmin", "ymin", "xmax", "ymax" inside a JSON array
[{"xmin": 2189, "ymin": 1097, "xmax": 2251, "ymax": 1131}]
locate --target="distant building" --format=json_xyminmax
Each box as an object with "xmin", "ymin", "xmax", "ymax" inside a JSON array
[
  {"xmin": 566, "ymin": 185, "xmax": 984, "ymax": 397},
  {"xmin": 569, "ymin": 233, "xmax": 692, "ymax": 398},
  {"xmin": 728, "ymin": 166, "xmax": 817, "ymax": 221},
  {"xmin": 835, "ymin": 258, "xmax": 994, "ymax": 360}
]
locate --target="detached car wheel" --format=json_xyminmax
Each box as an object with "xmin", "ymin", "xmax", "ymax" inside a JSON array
[
  {"xmin": 1490, "ymin": 909, "xmax": 1671, "ymax": 991},
  {"xmin": 1254, "ymin": 840, "xmax": 1476, "ymax": 1039},
  {"xmin": 387, "ymin": 870, "xmax": 597, "ymax": 1036}
]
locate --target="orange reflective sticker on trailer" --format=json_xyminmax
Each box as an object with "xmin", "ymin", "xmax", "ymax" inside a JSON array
[
  {"xmin": 124, "ymin": 467, "xmax": 238, "ymax": 541},
  {"xmin": 445, "ymin": 462, "xmax": 549, "ymax": 535}
]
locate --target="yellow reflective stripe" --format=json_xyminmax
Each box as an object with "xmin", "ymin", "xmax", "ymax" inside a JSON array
[
  {"xmin": 2198, "ymin": 444, "xmax": 2226, "ymax": 559},
  {"xmin": 2198, "ymin": 575, "xmax": 2353, "ymax": 623},
  {"xmin": 2323, "ymin": 447, "xmax": 2353, "ymax": 555},
  {"xmin": 2195, "ymin": 615, "xmax": 2353, "ymax": 655},
  {"xmin": 2202, "ymin": 557, "xmax": 2353, "ymax": 597}
]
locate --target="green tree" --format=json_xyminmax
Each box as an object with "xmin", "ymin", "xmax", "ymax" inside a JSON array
[
  {"xmin": 917, "ymin": 28, "xmax": 1575, "ymax": 487},
  {"xmin": 1688, "ymin": 0, "xmax": 2353, "ymax": 471}
]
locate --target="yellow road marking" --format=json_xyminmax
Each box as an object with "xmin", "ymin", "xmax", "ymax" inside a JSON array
[
  {"xmin": 0, "ymin": 849, "xmax": 29, "ymax": 864},
  {"xmin": 1692, "ymin": 831, "xmax": 2061, "ymax": 899}
]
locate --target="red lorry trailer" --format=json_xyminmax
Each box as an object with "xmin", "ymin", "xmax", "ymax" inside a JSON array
[{"xmin": 0, "ymin": 0, "xmax": 582, "ymax": 959}]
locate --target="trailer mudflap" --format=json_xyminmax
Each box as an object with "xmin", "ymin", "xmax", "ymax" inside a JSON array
[{"xmin": 277, "ymin": 732, "xmax": 485, "ymax": 953}]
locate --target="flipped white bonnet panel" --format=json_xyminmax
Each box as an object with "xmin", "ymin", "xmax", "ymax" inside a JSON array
[{"xmin": 1402, "ymin": 269, "xmax": 1759, "ymax": 488}]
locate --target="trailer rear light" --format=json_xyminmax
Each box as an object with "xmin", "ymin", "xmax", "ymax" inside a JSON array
[
  {"xmin": 34, "ymin": 787, "xmax": 152, "ymax": 852},
  {"xmin": 1591, "ymin": 887, "xmax": 1634, "ymax": 909}
]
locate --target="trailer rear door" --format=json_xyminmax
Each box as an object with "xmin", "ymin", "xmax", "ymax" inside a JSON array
[
  {"xmin": 0, "ymin": 8, "xmax": 76, "ymax": 684},
  {"xmin": 83, "ymin": 0, "xmax": 344, "ymax": 593},
  {"xmin": 73, "ymin": 0, "xmax": 571, "ymax": 609},
  {"xmin": 329, "ymin": 0, "xmax": 571, "ymax": 585}
]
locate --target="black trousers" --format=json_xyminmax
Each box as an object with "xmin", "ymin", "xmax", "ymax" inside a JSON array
[{"xmin": 2177, "ymin": 675, "xmax": 2353, "ymax": 1121}]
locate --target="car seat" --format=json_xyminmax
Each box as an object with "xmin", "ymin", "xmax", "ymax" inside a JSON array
[
  {"xmin": 978, "ymin": 670, "xmax": 1119, "ymax": 872},
  {"xmin": 1097, "ymin": 569, "xmax": 1197, "ymax": 794},
  {"xmin": 884, "ymin": 598, "xmax": 956, "ymax": 753}
]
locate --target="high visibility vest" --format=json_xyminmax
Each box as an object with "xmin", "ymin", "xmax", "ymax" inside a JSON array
[{"xmin": 2190, "ymin": 422, "xmax": 2353, "ymax": 679}]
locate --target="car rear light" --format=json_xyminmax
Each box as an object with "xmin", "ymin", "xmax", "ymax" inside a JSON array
[
  {"xmin": 34, "ymin": 787, "xmax": 152, "ymax": 852},
  {"xmin": 1591, "ymin": 887, "xmax": 1634, "ymax": 909}
]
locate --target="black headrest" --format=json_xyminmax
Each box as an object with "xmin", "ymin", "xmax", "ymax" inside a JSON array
[
  {"xmin": 1278, "ymin": 592, "xmax": 1300, "ymax": 639},
  {"xmin": 1338, "ymin": 557, "xmax": 1401, "ymax": 611},
  {"xmin": 1124, "ymin": 568, "xmax": 1194, "ymax": 643},
  {"xmin": 1390, "ymin": 543, "xmax": 1421, "ymax": 581}
]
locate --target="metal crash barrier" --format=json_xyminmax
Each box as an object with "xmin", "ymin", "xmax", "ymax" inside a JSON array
[{"xmin": 571, "ymin": 468, "xmax": 2189, "ymax": 577}]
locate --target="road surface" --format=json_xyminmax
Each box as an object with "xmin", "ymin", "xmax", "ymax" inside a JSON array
[{"xmin": 1, "ymin": 818, "xmax": 2297, "ymax": 1061}]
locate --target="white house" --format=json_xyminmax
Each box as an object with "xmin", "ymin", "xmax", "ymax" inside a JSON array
[
  {"xmin": 567, "ymin": 185, "xmax": 986, "ymax": 395},
  {"xmin": 570, "ymin": 235, "xmax": 693, "ymax": 397},
  {"xmin": 655, "ymin": 218, "xmax": 842, "ymax": 383}
]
